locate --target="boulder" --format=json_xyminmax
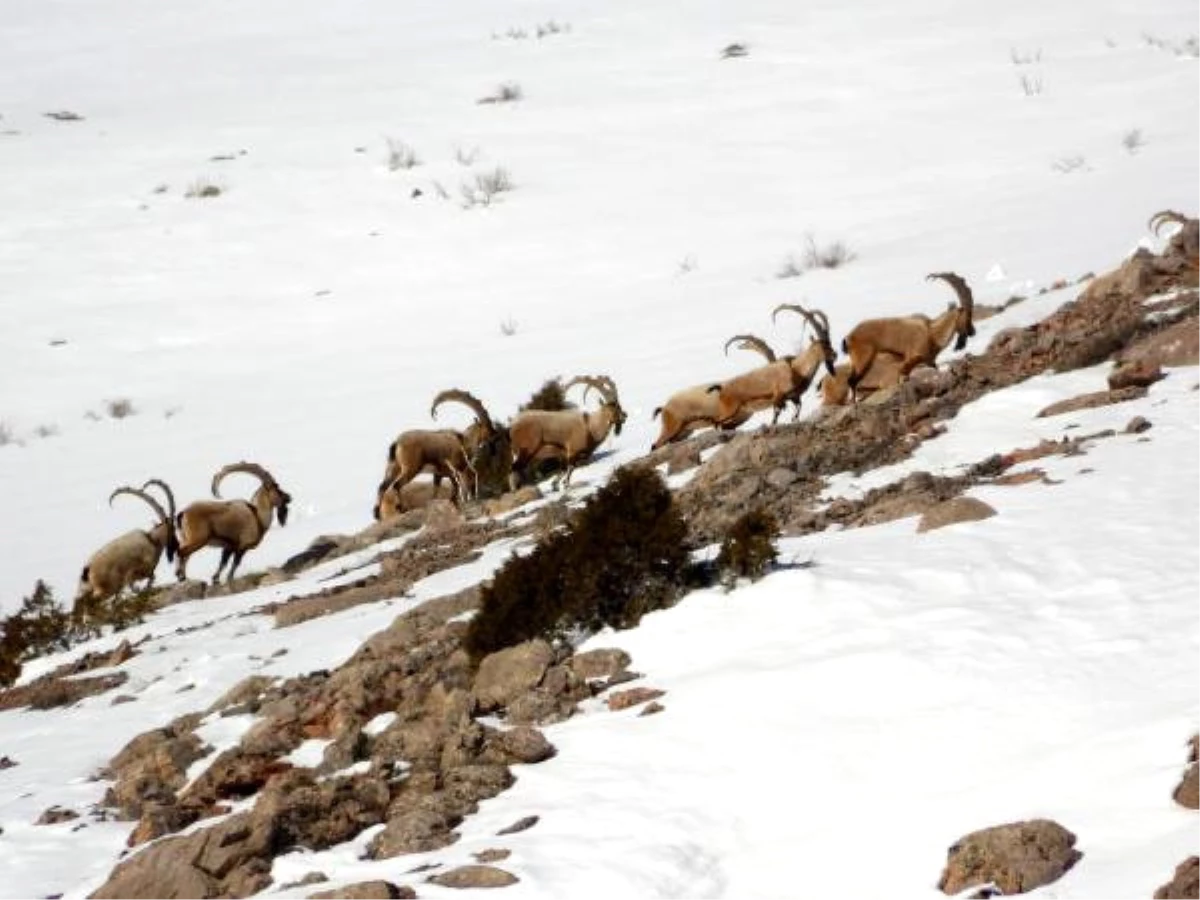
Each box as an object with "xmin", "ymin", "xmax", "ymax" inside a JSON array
[
  {"xmin": 569, "ymin": 648, "xmax": 632, "ymax": 682},
  {"xmin": 1120, "ymin": 317, "xmax": 1199, "ymax": 370},
  {"xmin": 428, "ymin": 865, "xmax": 519, "ymax": 889},
  {"xmin": 1153, "ymin": 856, "xmax": 1199, "ymax": 900},
  {"xmin": 937, "ymin": 819, "xmax": 1082, "ymax": 896},
  {"xmin": 472, "ymin": 640, "xmax": 555, "ymax": 714},
  {"xmin": 1172, "ymin": 734, "xmax": 1198, "ymax": 810},
  {"xmin": 1036, "ymin": 386, "xmax": 1148, "ymax": 418},
  {"xmin": 308, "ymin": 881, "xmax": 414, "ymax": 899},
  {"xmin": 1108, "ymin": 360, "xmax": 1164, "ymax": 390},
  {"xmin": 606, "ymin": 687, "xmax": 666, "ymax": 711},
  {"xmin": 917, "ymin": 497, "xmax": 997, "ymax": 533},
  {"xmin": 496, "ymin": 815, "xmax": 538, "ymax": 835}
]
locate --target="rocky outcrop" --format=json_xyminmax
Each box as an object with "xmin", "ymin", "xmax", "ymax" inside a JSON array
[
  {"xmin": 917, "ymin": 497, "xmax": 997, "ymax": 533},
  {"xmin": 1153, "ymin": 856, "xmax": 1199, "ymax": 900},
  {"xmin": 1173, "ymin": 734, "xmax": 1198, "ymax": 810},
  {"xmin": 937, "ymin": 819, "xmax": 1082, "ymax": 896},
  {"xmin": 428, "ymin": 865, "xmax": 519, "ymax": 889}
]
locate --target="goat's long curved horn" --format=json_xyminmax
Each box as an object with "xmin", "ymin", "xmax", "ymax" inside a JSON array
[
  {"xmin": 109, "ymin": 486, "xmax": 169, "ymax": 527},
  {"xmin": 1148, "ymin": 210, "xmax": 1188, "ymax": 236},
  {"xmin": 211, "ymin": 461, "xmax": 276, "ymax": 498},
  {"xmin": 927, "ymin": 272, "xmax": 975, "ymax": 323},
  {"xmin": 430, "ymin": 388, "xmax": 495, "ymax": 433},
  {"xmin": 724, "ymin": 334, "xmax": 776, "ymax": 363},
  {"xmin": 142, "ymin": 478, "xmax": 177, "ymax": 520}
]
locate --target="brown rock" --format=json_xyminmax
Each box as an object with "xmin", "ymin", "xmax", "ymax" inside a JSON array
[
  {"xmin": 991, "ymin": 470, "xmax": 1046, "ymax": 487},
  {"xmin": 1124, "ymin": 416, "xmax": 1153, "ymax": 434},
  {"xmin": 1121, "ymin": 318, "xmax": 1199, "ymax": 369},
  {"xmin": 36, "ymin": 806, "xmax": 79, "ymax": 825},
  {"xmin": 283, "ymin": 872, "xmax": 329, "ymax": 889},
  {"xmin": 0, "ymin": 755, "xmax": 17, "ymax": 769},
  {"xmin": 103, "ymin": 719, "xmax": 209, "ymax": 820},
  {"xmin": 1108, "ymin": 360, "xmax": 1164, "ymax": 390},
  {"xmin": 1154, "ymin": 856, "xmax": 1199, "ymax": 900},
  {"xmin": 664, "ymin": 443, "xmax": 703, "ymax": 475},
  {"xmin": 569, "ymin": 648, "xmax": 632, "ymax": 682},
  {"xmin": 639, "ymin": 701, "xmax": 666, "ymax": 717},
  {"xmin": 473, "ymin": 848, "xmax": 511, "ymax": 863},
  {"xmin": 1036, "ymin": 386, "xmax": 1148, "ymax": 418},
  {"xmin": 917, "ymin": 497, "xmax": 996, "ymax": 533},
  {"xmin": 368, "ymin": 795, "xmax": 463, "ymax": 859},
  {"xmin": 208, "ymin": 675, "xmax": 276, "ymax": 716},
  {"xmin": 0, "ymin": 671, "xmax": 128, "ymax": 711},
  {"xmin": 482, "ymin": 486, "xmax": 541, "ymax": 517},
  {"xmin": 472, "ymin": 640, "xmax": 555, "ymax": 714},
  {"xmin": 428, "ymin": 865, "xmax": 518, "ymax": 889},
  {"xmin": 938, "ymin": 819, "xmax": 1082, "ymax": 896},
  {"xmin": 496, "ymin": 815, "xmax": 538, "ymax": 835},
  {"xmin": 495, "ymin": 726, "xmax": 556, "ymax": 764},
  {"xmin": 308, "ymin": 881, "xmax": 414, "ymax": 899},
  {"xmin": 1173, "ymin": 734, "xmax": 1198, "ymax": 810},
  {"xmin": 127, "ymin": 802, "xmax": 200, "ymax": 847},
  {"xmin": 423, "ymin": 499, "xmax": 465, "ymax": 532},
  {"xmin": 607, "ymin": 687, "xmax": 666, "ymax": 711}
]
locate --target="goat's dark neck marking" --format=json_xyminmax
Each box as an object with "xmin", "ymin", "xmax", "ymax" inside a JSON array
[{"xmin": 241, "ymin": 499, "xmax": 265, "ymax": 542}]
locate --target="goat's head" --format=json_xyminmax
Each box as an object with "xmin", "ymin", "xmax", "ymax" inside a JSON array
[
  {"xmin": 566, "ymin": 374, "xmax": 626, "ymax": 435},
  {"xmin": 110, "ymin": 485, "xmax": 177, "ymax": 560},
  {"xmin": 212, "ymin": 461, "xmax": 291, "ymax": 526},
  {"xmin": 772, "ymin": 304, "xmax": 837, "ymax": 376},
  {"xmin": 927, "ymin": 272, "xmax": 975, "ymax": 350}
]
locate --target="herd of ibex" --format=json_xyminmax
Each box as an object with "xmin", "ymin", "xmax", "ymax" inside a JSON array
[{"xmin": 73, "ymin": 210, "xmax": 1194, "ymax": 617}]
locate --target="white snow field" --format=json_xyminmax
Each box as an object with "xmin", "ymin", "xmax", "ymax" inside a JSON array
[{"xmin": 1, "ymin": 0, "xmax": 1197, "ymax": 897}]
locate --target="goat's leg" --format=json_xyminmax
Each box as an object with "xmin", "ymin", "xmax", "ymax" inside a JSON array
[
  {"xmin": 226, "ymin": 550, "xmax": 247, "ymax": 584},
  {"xmin": 212, "ymin": 547, "xmax": 233, "ymax": 585}
]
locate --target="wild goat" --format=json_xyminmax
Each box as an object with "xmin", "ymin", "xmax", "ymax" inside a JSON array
[
  {"xmin": 373, "ymin": 428, "xmax": 474, "ymax": 519},
  {"xmin": 74, "ymin": 485, "xmax": 179, "ymax": 618},
  {"xmin": 708, "ymin": 306, "xmax": 837, "ymax": 427},
  {"xmin": 374, "ymin": 479, "xmax": 457, "ymax": 522},
  {"xmin": 175, "ymin": 462, "xmax": 291, "ymax": 584},
  {"xmin": 430, "ymin": 387, "xmax": 511, "ymax": 494},
  {"xmin": 841, "ymin": 271, "xmax": 975, "ymax": 402},
  {"xmin": 1149, "ymin": 209, "xmax": 1198, "ymax": 260},
  {"xmin": 509, "ymin": 375, "xmax": 626, "ymax": 489},
  {"xmin": 819, "ymin": 353, "xmax": 907, "ymax": 406},
  {"xmin": 650, "ymin": 334, "xmax": 778, "ymax": 449}
]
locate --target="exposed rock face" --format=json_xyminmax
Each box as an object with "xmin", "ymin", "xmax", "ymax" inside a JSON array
[
  {"xmin": 0, "ymin": 671, "xmax": 128, "ymax": 711},
  {"xmin": 1173, "ymin": 734, "xmax": 1198, "ymax": 810},
  {"xmin": 35, "ymin": 805, "xmax": 79, "ymax": 825},
  {"xmin": 569, "ymin": 648, "xmax": 632, "ymax": 682},
  {"xmin": 938, "ymin": 819, "xmax": 1082, "ymax": 896},
  {"xmin": 472, "ymin": 640, "xmax": 555, "ymax": 714},
  {"xmin": 428, "ymin": 865, "xmax": 519, "ymax": 889},
  {"xmin": 917, "ymin": 497, "xmax": 997, "ymax": 533},
  {"xmin": 1153, "ymin": 856, "xmax": 1199, "ymax": 900},
  {"xmin": 606, "ymin": 687, "xmax": 666, "ymax": 711},
  {"xmin": 1108, "ymin": 360, "xmax": 1165, "ymax": 390},
  {"xmin": 102, "ymin": 714, "xmax": 209, "ymax": 823}
]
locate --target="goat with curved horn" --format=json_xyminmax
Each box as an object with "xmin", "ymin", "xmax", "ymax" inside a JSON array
[
  {"xmin": 373, "ymin": 429, "xmax": 475, "ymax": 520},
  {"xmin": 841, "ymin": 272, "xmax": 976, "ymax": 402},
  {"xmin": 175, "ymin": 461, "xmax": 292, "ymax": 585},
  {"xmin": 651, "ymin": 335, "xmax": 782, "ymax": 449},
  {"xmin": 74, "ymin": 485, "xmax": 180, "ymax": 618},
  {"xmin": 510, "ymin": 374, "xmax": 626, "ymax": 489},
  {"xmin": 708, "ymin": 308, "xmax": 838, "ymax": 428},
  {"xmin": 1148, "ymin": 209, "xmax": 1199, "ymax": 261},
  {"xmin": 143, "ymin": 478, "xmax": 177, "ymax": 521}
]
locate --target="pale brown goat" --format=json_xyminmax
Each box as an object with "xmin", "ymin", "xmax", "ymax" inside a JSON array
[
  {"xmin": 175, "ymin": 462, "xmax": 291, "ymax": 584},
  {"xmin": 373, "ymin": 428, "xmax": 473, "ymax": 518},
  {"xmin": 709, "ymin": 305, "xmax": 837, "ymax": 427},
  {"xmin": 841, "ymin": 271, "xmax": 975, "ymax": 402},
  {"xmin": 1149, "ymin": 209, "xmax": 1199, "ymax": 261},
  {"xmin": 75, "ymin": 485, "xmax": 179, "ymax": 617},
  {"xmin": 508, "ymin": 375, "xmax": 626, "ymax": 490},
  {"xmin": 650, "ymin": 334, "xmax": 777, "ymax": 449},
  {"xmin": 819, "ymin": 353, "xmax": 907, "ymax": 406}
]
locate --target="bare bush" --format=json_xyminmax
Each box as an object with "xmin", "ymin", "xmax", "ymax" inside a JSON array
[
  {"xmin": 776, "ymin": 255, "xmax": 804, "ymax": 279},
  {"xmin": 677, "ymin": 254, "xmax": 698, "ymax": 275},
  {"xmin": 478, "ymin": 82, "xmax": 524, "ymax": 105},
  {"xmin": 721, "ymin": 43, "xmax": 749, "ymax": 59},
  {"xmin": 0, "ymin": 422, "xmax": 14, "ymax": 447},
  {"xmin": 1018, "ymin": 73, "xmax": 1044, "ymax": 96},
  {"xmin": 1051, "ymin": 155, "xmax": 1088, "ymax": 174},
  {"xmin": 431, "ymin": 180, "xmax": 451, "ymax": 200},
  {"xmin": 1121, "ymin": 128, "xmax": 1145, "ymax": 154},
  {"xmin": 802, "ymin": 233, "xmax": 856, "ymax": 270},
  {"xmin": 461, "ymin": 167, "xmax": 514, "ymax": 208},
  {"xmin": 1009, "ymin": 46, "xmax": 1043, "ymax": 65},
  {"xmin": 536, "ymin": 20, "xmax": 571, "ymax": 38},
  {"xmin": 184, "ymin": 178, "xmax": 222, "ymax": 199},
  {"xmin": 455, "ymin": 145, "xmax": 481, "ymax": 166},
  {"xmin": 33, "ymin": 424, "xmax": 58, "ymax": 439},
  {"xmin": 384, "ymin": 137, "xmax": 419, "ymax": 171},
  {"xmin": 499, "ymin": 317, "xmax": 519, "ymax": 337},
  {"xmin": 105, "ymin": 398, "xmax": 136, "ymax": 419}
]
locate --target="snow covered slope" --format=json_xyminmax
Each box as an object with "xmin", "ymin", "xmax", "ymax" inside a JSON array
[{"xmin": 0, "ymin": 0, "xmax": 1197, "ymax": 897}]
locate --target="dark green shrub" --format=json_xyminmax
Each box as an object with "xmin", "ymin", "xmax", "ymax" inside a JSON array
[
  {"xmin": 520, "ymin": 379, "xmax": 573, "ymax": 412},
  {"xmin": 716, "ymin": 509, "xmax": 779, "ymax": 585},
  {"xmin": 470, "ymin": 429, "xmax": 513, "ymax": 500},
  {"xmin": 0, "ymin": 581, "xmax": 84, "ymax": 687},
  {"xmin": 465, "ymin": 465, "xmax": 690, "ymax": 660}
]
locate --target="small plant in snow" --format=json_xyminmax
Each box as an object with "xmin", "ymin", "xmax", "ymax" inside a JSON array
[
  {"xmin": 776, "ymin": 254, "xmax": 805, "ymax": 280},
  {"xmin": 1009, "ymin": 46, "xmax": 1042, "ymax": 65},
  {"xmin": 478, "ymin": 82, "xmax": 524, "ymax": 105},
  {"xmin": 0, "ymin": 421, "xmax": 15, "ymax": 447},
  {"xmin": 677, "ymin": 254, "xmax": 698, "ymax": 275},
  {"xmin": 1018, "ymin": 73, "xmax": 1043, "ymax": 97},
  {"xmin": 384, "ymin": 137, "xmax": 420, "ymax": 171},
  {"xmin": 431, "ymin": 179, "xmax": 451, "ymax": 200},
  {"xmin": 105, "ymin": 398, "xmax": 137, "ymax": 419},
  {"xmin": 1121, "ymin": 128, "xmax": 1145, "ymax": 154},
  {"xmin": 151, "ymin": 183, "xmax": 169, "ymax": 195},
  {"xmin": 1178, "ymin": 36, "xmax": 1199, "ymax": 57},
  {"xmin": 460, "ymin": 167, "xmax": 514, "ymax": 208},
  {"xmin": 499, "ymin": 316, "xmax": 519, "ymax": 337},
  {"xmin": 494, "ymin": 26, "xmax": 529, "ymax": 40},
  {"xmin": 802, "ymin": 233, "xmax": 857, "ymax": 270},
  {"xmin": 455, "ymin": 145, "xmax": 481, "ymax": 166},
  {"xmin": 185, "ymin": 178, "xmax": 222, "ymax": 199},
  {"xmin": 721, "ymin": 42, "xmax": 749, "ymax": 59},
  {"xmin": 1051, "ymin": 155, "xmax": 1088, "ymax": 174},
  {"xmin": 33, "ymin": 424, "xmax": 58, "ymax": 439}
]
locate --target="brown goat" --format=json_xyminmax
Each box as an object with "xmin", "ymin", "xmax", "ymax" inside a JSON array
[
  {"xmin": 509, "ymin": 375, "xmax": 626, "ymax": 490},
  {"xmin": 175, "ymin": 462, "xmax": 291, "ymax": 584},
  {"xmin": 430, "ymin": 388, "xmax": 511, "ymax": 495},
  {"xmin": 373, "ymin": 429, "xmax": 473, "ymax": 519},
  {"xmin": 75, "ymin": 485, "xmax": 179, "ymax": 618},
  {"xmin": 819, "ymin": 353, "xmax": 907, "ymax": 406},
  {"xmin": 841, "ymin": 272, "xmax": 975, "ymax": 402},
  {"xmin": 650, "ymin": 334, "xmax": 777, "ymax": 449},
  {"xmin": 709, "ymin": 306, "xmax": 837, "ymax": 427}
]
